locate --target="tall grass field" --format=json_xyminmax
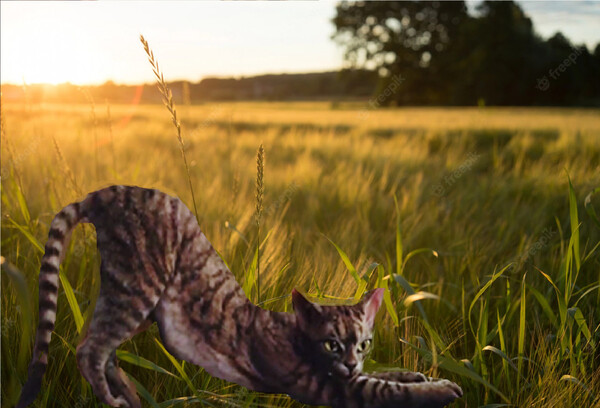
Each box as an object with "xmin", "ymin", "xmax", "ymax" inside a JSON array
[{"xmin": 2, "ymin": 94, "xmax": 600, "ymax": 407}]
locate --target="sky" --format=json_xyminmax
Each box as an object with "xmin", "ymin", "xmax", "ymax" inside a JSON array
[{"xmin": 1, "ymin": 1, "xmax": 599, "ymax": 86}]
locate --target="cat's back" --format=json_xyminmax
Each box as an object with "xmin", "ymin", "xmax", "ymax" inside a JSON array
[
  {"xmin": 83, "ymin": 185, "xmax": 198, "ymax": 272},
  {"xmin": 84, "ymin": 185, "xmax": 183, "ymax": 221},
  {"xmin": 84, "ymin": 185, "xmax": 194, "ymax": 230}
]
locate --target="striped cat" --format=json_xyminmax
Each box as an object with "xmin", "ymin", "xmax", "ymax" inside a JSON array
[{"xmin": 17, "ymin": 185, "xmax": 462, "ymax": 408}]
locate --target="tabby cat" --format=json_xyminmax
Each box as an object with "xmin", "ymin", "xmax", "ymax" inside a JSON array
[{"xmin": 17, "ymin": 185, "xmax": 462, "ymax": 408}]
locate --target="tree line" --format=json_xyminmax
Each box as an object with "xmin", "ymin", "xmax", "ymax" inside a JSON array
[
  {"xmin": 333, "ymin": 0, "xmax": 600, "ymax": 106},
  {"xmin": 0, "ymin": 71, "xmax": 378, "ymax": 105}
]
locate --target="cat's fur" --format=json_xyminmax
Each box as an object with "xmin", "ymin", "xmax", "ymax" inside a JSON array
[{"xmin": 17, "ymin": 185, "xmax": 462, "ymax": 408}]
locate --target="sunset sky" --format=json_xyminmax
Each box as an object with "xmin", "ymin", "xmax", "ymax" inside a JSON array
[{"xmin": 2, "ymin": 1, "xmax": 599, "ymax": 86}]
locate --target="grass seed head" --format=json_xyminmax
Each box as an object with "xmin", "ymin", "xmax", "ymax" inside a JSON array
[{"xmin": 255, "ymin": 144, "xmax": 265, "ymax": 226}]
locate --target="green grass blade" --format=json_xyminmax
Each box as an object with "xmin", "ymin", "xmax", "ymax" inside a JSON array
[
  {"xmin": 53, "ymin": 332, "xmax": 77, "ymax": 355},
  {"xmin": 482, "ymin": 345, "xmax": 518, "ymax": 372},
  {"xmin": 567, "ymin": 175, "xmax": 581, "ymax": 271},
  {"xmin": 477, "ymin": 296, "xmax": 489, "ymax": 377},
  {"xmin": 517, "ymin": 272, "xmax": 526, "ymax": 388},
  {"xmin": 126, "ymin": 373, "xmax": 161, "ymax": 408},
  {"xmin": 324, "ymin": 235, "xmax": 360, "ymax": 284},
  {"xmin": 401, "ymin": 248, "xmax": 438, "ymax": 272},
  {"xmin": 158, "ymin": 397, "xmax": 218, "ymax": 408},
  {"xmin": 1, "ymin": 257, "xmax": 34, "ymax": 370},
  {"xmin": 12, "ymin": 181, "xmax": 32, "ymax": 225},
  {"xmin": 1, "ymin": 216, "xmax": 84, "ymax": 335},
  {"xmin": 468, "ymin": 265, "xmax": 509, "ymax": 342},
  {"xmin": 574, "ymin": 284, "xmax": 600, "ymax": 307},
  {"xmin": 584, "ymin": 187, "xmax": 600, "ymax": 229},
  {"xmin": 400, "ymin": 338, "xmax": 509, "ymax": 403},
  {"xmin": 354, "ymin": 280, "xmax": 368, "ymax": 300},
  {"xmin": 560, "ymin": 375, "xmax": 593, "ymax": 398},
  {"xmin": 242, "ymin": 246, "xmax": 258, "ymax": 300},
  {"xmin": 154, "ymin": 339, "xmax": 199, "ymax": 395},
  {"xmin": 376, "ymin": 265, "xmax": 398, "ymax": 326},
  {"xmin": 496, "ymin": 308, "xmax": 510, "ymax": 385},
  {"xmin": 116, "ymin": 350, "xmax": 179, "ymax": 379},
  {"xmin": 5, "ymin": 216, "xmax": 44, "ymax": 253},
  {"xmin": 324, "ymin": 235, "xmax": 367, "ymax": 299},
  {"xmin": 403, "ymin": 291, "xmax": 440, "ymax": 307},
  {"xmin": 527, "ymin": 284, "xmax": 558, "ymax": 329},
  {"xmin": 58, "ymin": 268, "xmax": 84, "ymax": 333},
  {"xmin": 393, "ymin": 273, "xmax": 428, "ymax": 324},
  {"xmin": 567, "ymin": 307, "xmax": 592, "ymax": 343},
  {"xmin": 535, "ymin": 266, "xmax": 567, "ymax": 327},
  {"xmin": 393, "ymin": 194, "xmax": 403, "ymax": 275}
]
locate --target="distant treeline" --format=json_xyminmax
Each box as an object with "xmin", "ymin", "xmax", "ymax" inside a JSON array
[{"xmin": 0, "ymin": 70, "xmax": 379, "ymax": 105}]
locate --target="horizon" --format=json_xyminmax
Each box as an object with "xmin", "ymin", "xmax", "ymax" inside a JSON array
[
  {"xmin": 0, "ymin": 69, "xmax": 348, "ymax": 88},
  {"xmin": 2, "ymin": 1, "xmax": 599, "ymax": 87}
]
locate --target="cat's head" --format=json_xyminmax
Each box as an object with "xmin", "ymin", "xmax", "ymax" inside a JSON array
[{"xmin": 291, "ymin": 288, "xmax": 384, "ymax": 379}]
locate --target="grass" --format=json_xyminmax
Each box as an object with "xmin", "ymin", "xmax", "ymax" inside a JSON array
[{"xmin": 1, "ymin": 93, "xmax": 599, "ymax": 407}]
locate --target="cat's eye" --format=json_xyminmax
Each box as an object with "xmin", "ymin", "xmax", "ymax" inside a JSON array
[
  {"xmin": 357, "ymin": 339, "xmax": 372, "ymax": 353},
  {"xmin": 323, "ymin": 340, "xmax": 341, "ymax": 353}
]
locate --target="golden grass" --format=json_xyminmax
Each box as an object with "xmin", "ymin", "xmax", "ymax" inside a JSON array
[{"xmin": 1, "ymin": 99, "xmax": 599, "ymax": 407}]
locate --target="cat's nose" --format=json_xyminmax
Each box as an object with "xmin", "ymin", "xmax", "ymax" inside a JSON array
[{"xmin": 345, "ymin": 362, "xmax": 357, "ymax": 372}]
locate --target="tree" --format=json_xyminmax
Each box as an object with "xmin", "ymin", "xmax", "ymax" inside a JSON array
[
  {"xmin": 333, "ymin": 1, "xmax": 600, "ymax": 106},
  {"xmin": 333, "ymin": 1, "xmax": 470, "ymax": 105},
  {"xmin": 460, "ymin": 1, "xmax": 542, "ymax": 105}
]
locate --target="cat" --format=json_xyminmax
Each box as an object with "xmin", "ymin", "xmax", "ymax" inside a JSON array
[{"xmin": 17, "ymin": 185, "xmax": 462, "ymax": 408}]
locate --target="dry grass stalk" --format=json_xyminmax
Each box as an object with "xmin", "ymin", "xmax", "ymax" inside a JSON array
[
  {"xmin": 255, "ymin": 144, "xmax": 265, "ymax": 302},
  {"xmin": 79, "ymin": 87, "xmax": 99, "ymax": 180},
  {"xmin": 105, "ymin": 101, "xmax": 117, "ymax": 174},
  {"xmin": 229, "ymin": 169, "xmax": 240, "ymax": 220},
  {"xmin": 1, "ymin": 112, "xmax": 27, "ymax": 199},
  {"xmin": 52, "ymin": 136, "xmax": 81, "ymax": 196},
  {"xmin": 139, "ymin": 34, "xmax": 199, "ymax": 222},
  {"xmin": 0, "ymin": 92, "xmax": 6, "ymax": 140}
]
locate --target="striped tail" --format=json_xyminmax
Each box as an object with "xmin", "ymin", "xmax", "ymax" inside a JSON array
[{"xmin": 17, "ymin": 201, "xmax": 86, "ymax": 408}]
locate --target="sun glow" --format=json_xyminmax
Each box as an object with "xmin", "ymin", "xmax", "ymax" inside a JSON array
[
  {"xmin": 1, "ymin": 5, "xmax": 114, "ymax": 85},
  {"xmin": 12, "ymin": 37, "xmax": 106, "ymax": 86},
  {"xmin": 1, "ymin": 2, "xmax": 341, "ymax": 86},
  {"xmin": 1, "ymin": 2, "xmax": 143, "ymax": 86}
]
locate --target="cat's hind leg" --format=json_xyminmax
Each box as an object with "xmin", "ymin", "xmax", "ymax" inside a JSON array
[
  {"xmin": 105, "ymin": 317, "xmax": 154, "ymax": 408},
  {"xmin": 76, "ymin": 301, "xmax": 135, "ymax": 407},
  {"xmin": 77, "ymin": 263, "xmax": 163, "ymax": 407},
  {"xmin": 106, "ymin": 350, "xmax": 140, "ymax": 408}
]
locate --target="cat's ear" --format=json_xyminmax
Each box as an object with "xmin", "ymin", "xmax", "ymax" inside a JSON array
[
  {"xmin": 292, "ymin": 289, "xmax": 322, "ymax": 330},
  {"xmin": 359, "ymin": 288, "xmax": 385, "ymax": 328}
]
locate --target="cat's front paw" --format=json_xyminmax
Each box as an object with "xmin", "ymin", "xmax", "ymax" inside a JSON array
[
  {"xmin": 426, "ymin": 379, "xmax": 463, "ymax": 407},
  {"xmin": 367, "ymin": 370, "xmax": 430, "ymax": 383}
]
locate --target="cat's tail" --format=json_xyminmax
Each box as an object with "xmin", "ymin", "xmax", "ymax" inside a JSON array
[{"xmin": 16, "ymin": 200, "xmax": 88, "ymax": 408}]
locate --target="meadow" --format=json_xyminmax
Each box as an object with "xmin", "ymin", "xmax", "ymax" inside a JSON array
[{"xmin": 1, "ymin": 97, "xmax": 600, "ymax": 407}]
